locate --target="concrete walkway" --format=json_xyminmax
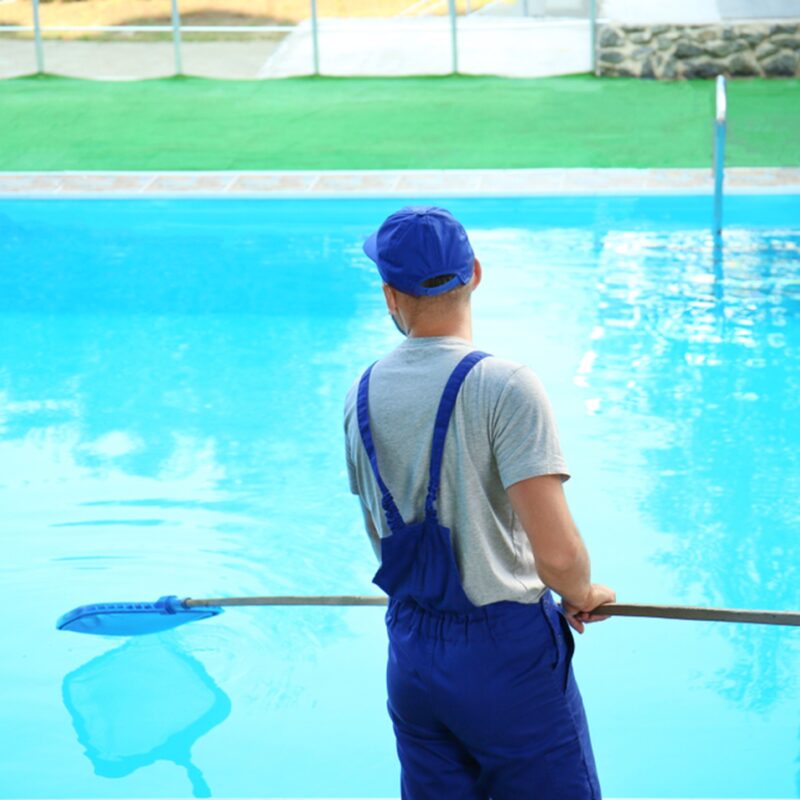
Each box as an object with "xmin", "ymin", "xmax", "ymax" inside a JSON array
[{"xmin": 0, "ymin": 38, "xmax": 284, "ymax": 80}]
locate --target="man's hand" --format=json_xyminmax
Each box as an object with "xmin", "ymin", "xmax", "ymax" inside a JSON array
[{"xmin": 562, "ymin": 583, "xmax": 616, "ymax": 634}]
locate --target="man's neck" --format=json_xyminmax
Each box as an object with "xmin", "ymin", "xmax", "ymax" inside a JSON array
[{"xmin": 407, "ymin": 313, "xmax": 472, "ymax": 342}]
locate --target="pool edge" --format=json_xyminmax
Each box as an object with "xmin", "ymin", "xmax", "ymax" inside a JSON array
[{"xmin": 1, "ymin": 167, "xmax": 799, "ymax": 198}]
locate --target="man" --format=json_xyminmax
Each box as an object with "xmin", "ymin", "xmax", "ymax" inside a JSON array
[{"xmin": 344, "ymin": 206, "xmax": 615, "ymax": 799}]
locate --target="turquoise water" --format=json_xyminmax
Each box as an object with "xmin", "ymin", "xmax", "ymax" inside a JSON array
[{"xmin": 0, "ymin": 196, "xmax": 798, "ymax": 798}]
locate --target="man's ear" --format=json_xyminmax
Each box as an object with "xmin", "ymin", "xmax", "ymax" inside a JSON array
[
  {"xmin": 472, "ymin": 258, "xmax": 482, "ymax": 290},
  {"xmin": 383, "ymin": 283, "xmax": 398, "ymax": 314}
]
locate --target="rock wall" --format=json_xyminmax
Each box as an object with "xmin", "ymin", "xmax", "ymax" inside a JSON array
[{"xmin": 596, "ymin": 21, "xmax": 800, "ymax": 78}]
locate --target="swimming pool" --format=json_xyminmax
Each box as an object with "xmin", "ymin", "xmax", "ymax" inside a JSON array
[{"xmin": 0, "ymin": 195, "xmax": 798, "ymax": 799}]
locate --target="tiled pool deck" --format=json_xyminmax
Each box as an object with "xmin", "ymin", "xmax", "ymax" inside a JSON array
[{"xmin": 1, "ymin": 167, "xmax": 799, "ymax": 197}]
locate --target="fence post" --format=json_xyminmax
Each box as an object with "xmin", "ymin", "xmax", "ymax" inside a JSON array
[
  {"xmin": 170, "ymin": 0, "xmax": 183, "ymax": 75},
  {"xmin": 32, "ymin": 0, "xmax": 44, "ymax": 74},
  {"xmin": 310, "ymin": 0, "xmax": 320, "ymax": 75},
  {"xmin": 589, "ymin": 0, "xmax": 597, "ymax": 75},
  {"xmin": 448, "ymin": 0, "xmax": 458, "ymax": 74}
]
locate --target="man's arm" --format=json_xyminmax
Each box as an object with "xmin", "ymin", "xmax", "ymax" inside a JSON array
[
  {"xmin": 507, "ymin": 474, "xmax": 615, "ymax": 633},
  {"xmin": 358, "ymin": 498, "xmax": 382, "ymax": 561}
]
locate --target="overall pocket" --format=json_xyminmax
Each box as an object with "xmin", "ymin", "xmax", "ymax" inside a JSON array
[{"xmin": 540, "ymin": 593, "xmax": 575, "ymax": 692}]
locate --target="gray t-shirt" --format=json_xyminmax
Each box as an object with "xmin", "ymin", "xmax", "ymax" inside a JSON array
[{"xmin": 344, "ymin": 336, "xmax": 569, "ymax": 606}]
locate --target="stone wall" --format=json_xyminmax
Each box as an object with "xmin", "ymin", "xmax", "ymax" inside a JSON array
[{"xmin": 596, "ymin": 21, "xmax": 800, "ymax": 79}]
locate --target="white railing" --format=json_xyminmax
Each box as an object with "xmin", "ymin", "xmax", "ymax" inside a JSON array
[
  {"xmin": 448, "ymin": 0, "xmax": 458, "ymax": 72},
  {"xmin": 31, "ymin": 0, "xmax": 43, "ymax": 76},
  {"xmin": 8, "ymin": 0, "xmax": 299, "ymax": 76},
  {"xmin": 4, "ymin": 0, "xmax": 597, "ymax": 79},
  {"xmin": 713, "ymin": 74, "xmax": 727, "ymax": 240},
  {"xmin": 169, "ymin": 0, "xmax": 182, "ymax": 75},
  {"xmin": 310, "ymin": 0, "xmax": 320, "ymax": 76}
]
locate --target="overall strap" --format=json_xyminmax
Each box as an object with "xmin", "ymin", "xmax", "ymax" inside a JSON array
[
  {"xmin": 356, "ymin": 363, "xmax": 405, "ymax": 533},
  {"xmin": 425, "ymin": 351, "xmax": 490, "ymax": 520}
]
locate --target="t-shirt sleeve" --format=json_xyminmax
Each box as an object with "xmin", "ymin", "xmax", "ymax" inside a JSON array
[
  {"xmin": 491, "ymin": 366, "xmax": 570, "ymax": 488},
  {"xmin": 344, "ymin": 381, "xmax": 361, "ymax": 495},
  {"xmin": 346, "ymin": 436, "xmax": 359, "ymax": 494}
]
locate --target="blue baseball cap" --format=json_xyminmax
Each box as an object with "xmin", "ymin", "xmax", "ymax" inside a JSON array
[{"xmin": 363, "ymin": 206, "xmax": 475, "ymax": 297}]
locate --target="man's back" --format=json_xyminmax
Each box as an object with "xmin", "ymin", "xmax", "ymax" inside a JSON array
[
  {"xmin": 348, "ymin": 205, "xmax": 611, "ymax": 799},
  {"xmin": 344, "ymin": 335, "xmax": 569, "ymax": 606}
]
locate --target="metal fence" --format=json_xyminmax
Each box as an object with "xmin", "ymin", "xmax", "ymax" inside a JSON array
[
  {"xmin": 5, "ymin": 0, "xmax": 795, "ymax": 81},
  {"xmin": 0, "ymin": 0, "xmax": 598, "ymax": 80}
]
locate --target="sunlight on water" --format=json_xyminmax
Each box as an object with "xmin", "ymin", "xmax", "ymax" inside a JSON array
[{"xmin": 0, "ymin": 197, "xmax": 798, "ymax": 799}]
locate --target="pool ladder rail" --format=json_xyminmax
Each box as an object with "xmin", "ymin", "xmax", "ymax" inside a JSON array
[{"xmin": 713, "ymin": 74, "xmax": 727, "ymax": 240}]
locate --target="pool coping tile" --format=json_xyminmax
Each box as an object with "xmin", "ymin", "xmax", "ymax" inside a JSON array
[
  {"xmin": 146, "ymin": 173, "xmax": 239, "ymax": 193},
  {"xmin": 228, "ymin": 173, "xmax": 320, "ymax": 193},
  {"xmin": 1, "ymin": 168, "xmax": 799, "ymax": 197},
  {"xmin": 57, "ymin": 174, "xmax": 156, "ymax": 193}
]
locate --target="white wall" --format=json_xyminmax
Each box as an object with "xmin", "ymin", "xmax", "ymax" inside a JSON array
[{"xmin": 600, "ymin": 0, "xmax": 800, "ymax": 24}]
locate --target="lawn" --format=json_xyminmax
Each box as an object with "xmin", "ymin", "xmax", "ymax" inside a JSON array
[{"xmin": 1, "ymin": 74, "xmax": 798, "ymax": 170}]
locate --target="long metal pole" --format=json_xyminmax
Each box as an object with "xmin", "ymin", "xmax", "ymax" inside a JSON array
[
  {"xmin": 589, "ymin": 0, "xmax": 597, "ymax": 75},
  {"xmin": 448, "ymin": 0, "xmax": 458, "ymax": 74},
  {"xmin": 182, "ymin": 595, "xmax": 800, "ymax": 626},
  {"xmin": 169, "ymin": 0, "xmax": 182, "ymax": 75},
  {"xmin": 310, "ymin": 0, "xmax": 320, "ymax": 75},
  {"xmin": 713, "ymin": 75, "xmax": 727, "ymax": 240},
  {"xmin": 32, "ymin": 0, "xmax": 44, "ymax": 74}
]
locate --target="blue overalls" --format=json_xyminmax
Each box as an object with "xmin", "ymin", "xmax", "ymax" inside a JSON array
[{"xmin": 357, "ymin": 351, "xmax": 601, "ymax": 800}]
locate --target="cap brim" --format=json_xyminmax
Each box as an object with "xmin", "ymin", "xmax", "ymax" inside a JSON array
[{"xmin": 363, "ymin": 231, "xmax": 379, "ymax": 263}]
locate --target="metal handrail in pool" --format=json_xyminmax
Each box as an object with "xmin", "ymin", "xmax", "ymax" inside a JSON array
[{"xmin": 713, "ymin": 74, "xmax": 727, "ymax": 240}]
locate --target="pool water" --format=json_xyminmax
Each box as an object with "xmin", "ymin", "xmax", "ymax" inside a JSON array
[{"xmin": 0, "ymin": 196, "xmax": 798, "ymax": 799}]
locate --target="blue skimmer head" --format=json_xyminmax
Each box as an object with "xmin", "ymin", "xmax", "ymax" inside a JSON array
[{"xmin": 56, "ymin": 596, "xmax": 224, "ymax": 636}]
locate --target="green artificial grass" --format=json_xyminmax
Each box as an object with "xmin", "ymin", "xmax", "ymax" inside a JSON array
[{"xmin": 1, "ymin": 74, "xmax": 798, "ymax": 170}]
